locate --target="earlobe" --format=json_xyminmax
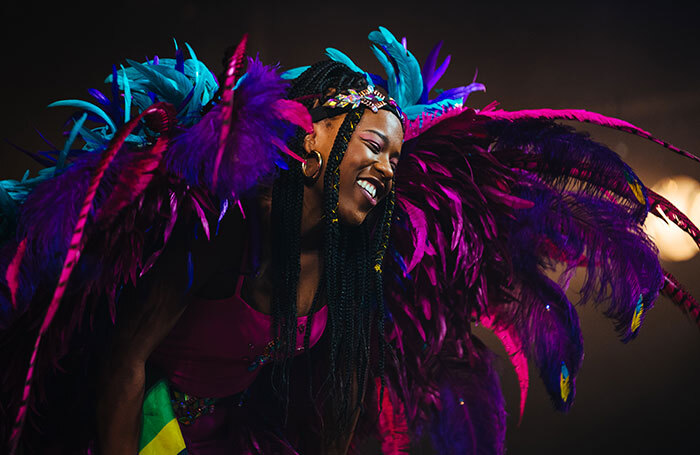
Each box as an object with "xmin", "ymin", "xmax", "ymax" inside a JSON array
[{"xmin": 302, "ymin": 150, "xmax": 323, "ymax": 185}]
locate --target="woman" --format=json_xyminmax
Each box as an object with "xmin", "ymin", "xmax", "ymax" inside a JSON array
[
  {"xmin": 1, "ymin": 27, "xmax": 698, "ymax": 454},
  {"xmin": 97, "ymin": 59, "xmax": 404, "ymax": 455}
]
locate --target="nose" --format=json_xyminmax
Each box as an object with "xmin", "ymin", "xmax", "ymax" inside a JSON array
[{"xmin": 374, "ymin": 153, "xmax": 394, "ymax": 181}]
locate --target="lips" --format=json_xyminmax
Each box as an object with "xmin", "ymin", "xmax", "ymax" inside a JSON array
[{"xmin": 356, "ymin": 177, "xmax": 385, "ymax": 205}]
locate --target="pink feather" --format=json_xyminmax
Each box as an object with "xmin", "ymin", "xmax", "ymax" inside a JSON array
[
  {"xmin": 376, "ymin": 378, "xmax": 410, "ymax": 455},
  {"xmin": 213, "ymin": 34, "xmax": 249, "ymax": 189},
  {"xmin": 479, "ymin": 314, "xmax": 529, "ymax": 425},
  {"xmin": 272, "ymin": 99, "xmax": 313, "ymax": 133},
  {"xmin": 478, "ymin": 108, "xmax": 700, "ymax": 163},
  {"xmin": 8, "ymin": 104, "xmax": 173, "ymax": 454},
  {"xmin": 648, "ymin": 189, "xmax": 700, "ymax": 249},
  {"xmin": 6, "ymin": 238, "xmax": 27, "ymax": 309},
  {"xmin": 662, "ymin": 270, "xmax": 700, "ymax": 326},
  {"xmin": 96, "ymin": 104, "xmax": 175, "ymax": 223},
  {"xmin": 140, "ymin": 190, "xmax": 179, "ymax": 278},
  {"xmin": 270, "ymin": 136, "xmax": 305, "ymax": 163},
  {"xmin": 399, "ymin": 199, "xmax": 428, "ymax": 273},
  {"xmin": 403, "ymin": 106, "xmax": 469, "ymax": 141},
  {"xmin": 190, "ymin": 194, "xmax": 211, "ymax": 241},
  {"xmin": 480, "ymin": 185, "xmax": 535, "ymax": 210}
]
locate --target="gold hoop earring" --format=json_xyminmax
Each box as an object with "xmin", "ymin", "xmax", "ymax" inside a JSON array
[{"xmin": 302, "ymin": 150, "xmax": 323, "ymax": 184}]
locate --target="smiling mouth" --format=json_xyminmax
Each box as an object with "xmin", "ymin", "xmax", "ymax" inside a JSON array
[{"xmin": 356, "ymin": 178, "xmax": 380, "ymax": 205}]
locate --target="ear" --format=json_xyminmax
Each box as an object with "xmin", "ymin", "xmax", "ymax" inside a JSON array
[
  {"xmin": 303, "ymin": 131, "xmax": 317, "ymax": 155},
  {"xmin": 305, "ymin": 120, "xmax": 330, "ymax": 155}
]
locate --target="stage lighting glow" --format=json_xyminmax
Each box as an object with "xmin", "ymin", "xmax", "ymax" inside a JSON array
[{"xmin": 644, "ymin": 176, "xmax": 700, "ymax": 262}]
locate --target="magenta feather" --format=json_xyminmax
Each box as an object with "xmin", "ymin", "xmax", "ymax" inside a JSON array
[
  {"xmin": 5, "ymin": 238, "xmax": 26, "ymax": 310},
  {"xmin": 213, "ymin": 34, "xmax": 249, "ymax": 189},
  {"xmin": 375, "ymin": 378, "xmax": 410, "ymax": 455},
  {"xmin": 662, "ymin": 270, "xmax": 700, "ymax": 327},
  {"xmin": 140, "ymin": 190, "xmax": 178, "ymax": 278},
  {"xmin": 647, "ymin": 189, "xmax": 700, "ymax": 249},
  {"xmin": 190, "ymin": 193, "xmax": 211, "ymax": 241},
  {"xmin": 7, "ymin": 103, "xmax": 174, "ymax": 454},
  {"xmin": 479, "ymin": 108, "xmax": 700, "ymax": 164},
  {"xmin": 479, "ymin": 314, "xmax": 529, "ymax": 424},
  {"xmin": 272, "ymin": 99, "xmax": 313, "ymax": 133},
  {"xmin": 96, "ymin": 104, "xmax": 176, "ymax": 223},
  {"xmin": 403, "ymin": 106, "xmax": 468, "ymax": 141}
]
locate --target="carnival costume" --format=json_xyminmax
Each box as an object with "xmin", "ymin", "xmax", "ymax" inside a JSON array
[{"xmin": 1, "ymin": 28, "xmax": 699, "ymax": 454}]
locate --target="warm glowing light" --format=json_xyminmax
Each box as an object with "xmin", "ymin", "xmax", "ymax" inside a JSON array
[{"xmin": 644, "ymin": 176, "xmax": 700, "ymax": 262}]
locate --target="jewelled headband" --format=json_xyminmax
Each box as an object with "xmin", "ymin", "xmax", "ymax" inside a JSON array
[{"xmin": 308, "ymin": 85, "xmax": 405, "ymax": 126}]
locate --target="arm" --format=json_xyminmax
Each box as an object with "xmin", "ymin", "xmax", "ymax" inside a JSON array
[{"xmin": 96, "ymin": 209, "xmax": 244, "ymax": 454}]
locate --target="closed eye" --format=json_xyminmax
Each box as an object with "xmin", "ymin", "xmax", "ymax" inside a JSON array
[{"xmin": 364, "ymin": 140, "xmax": 380, "ymax": 154}]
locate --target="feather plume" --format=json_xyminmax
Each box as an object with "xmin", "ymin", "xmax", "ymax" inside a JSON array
[
  {"xmin": 166, "ymin": 57, "xmax": 302, "ymax": 201},
  {"xmin": 368, "ymin": 27, "xmax": 423, "ymax": 107},
  {"xmin": 213, "ymin": 34, "xmax": 248, "ymax": 189},
  {"xmin": 427, "ymin": 341, "xmax": 506, "ymax": 455},
  {"xmin": 647, "ymin": 189, "xmax": 700, "ymax": 249},
  {"xmin": 662, "ymin": 270, "xmax": 700, "ymax": 326},
  {"xmin": 96, "ymin": 103, "xmax": 176, "ymax": 223},
  {"xmin": 479, "ymin": 314, "xmax": 529, "ymax": 423},
  {"xmin": 7, "ymin": 103, "xmax": 174, "ymax": 453},
  {"xmin": 479, "ymin": 108, "xmax": 700, "ymax": 164}
]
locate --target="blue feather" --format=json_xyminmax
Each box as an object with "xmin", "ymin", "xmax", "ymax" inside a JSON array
[
  {"xmin": 368, "ymin": 27, "xmax": 423, "ymax": 107},
  {"xmin": 55, "ymin": 113, "xmax": 88, "ymax": 176},
  {"xmin": 120, "ymin": 64, "xmax": 131, "ymax": 122},
  {"xmin": 324, "ymin": 48, "xmax": 372, "ymax": 84},
  {"xmin": 370, "ymin": 44, "xmax": 397, "ymax": 98},
  {"xmin": 47, "ymin": 100, "xmax": 117, "ymax": 133},
  {"xmin": 280, "ymin": 66, "xmax": 310, "ymax": 80}
]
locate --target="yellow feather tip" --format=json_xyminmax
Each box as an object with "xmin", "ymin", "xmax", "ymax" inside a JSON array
[
  {"xmin": 560, "ymin": 362, "xmax": 570, "ymax": 403},
  {"xmin": 628, "ymin": 181, "xmax": 646, "ymax": 205},
  {"xmin": 631, "ymin": 297, "xmax": 644, "ymax": 332}
]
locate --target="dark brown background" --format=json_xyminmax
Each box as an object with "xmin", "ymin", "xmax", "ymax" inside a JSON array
[{"xmin": 1, "ymin": 1, "xmax": 698, "ymax": 453}]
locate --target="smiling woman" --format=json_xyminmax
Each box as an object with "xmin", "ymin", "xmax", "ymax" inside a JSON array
[{"xmin": 1, "ymin": 26, "xmax": 699, "ymax": 455}]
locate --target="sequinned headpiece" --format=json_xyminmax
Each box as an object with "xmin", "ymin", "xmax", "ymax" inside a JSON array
[{"xmin": 309, "ymin": 85, "xmax": 405, "ymax": 124}]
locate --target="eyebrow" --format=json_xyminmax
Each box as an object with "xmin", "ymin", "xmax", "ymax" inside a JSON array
[{"xmin": 365, "ymin": 129, "xmax": 401, "ymax": 157}]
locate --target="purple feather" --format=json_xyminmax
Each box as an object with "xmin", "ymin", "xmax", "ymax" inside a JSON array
[
  {"xmin": 429, "ymin": 342, "xmax": 506, "ymax": 455},
  {"xmin": 166, "ymin": 57, "xmax": 301, "ymax": 201}
]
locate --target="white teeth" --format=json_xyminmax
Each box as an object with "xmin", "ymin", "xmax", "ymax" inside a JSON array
[{"xmin": 357, "ymin": 179, "xmax": 377, "ymax": 198}]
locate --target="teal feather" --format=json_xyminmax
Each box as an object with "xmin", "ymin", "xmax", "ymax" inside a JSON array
[
  {"xmin": 120, "ymin": 64, "xmax": 131, "ymax": 122},
  {"xmin": 402, "ymin": 99, "xmax": 462, "ymax": 120},
  {"xmin": 281, "ymin": 66, "xmax": 311, "ymax": 80},
  {"xmin": 325, "ymin": 48, "xmax": 372, "ymax": 83},
  {"xmin": 124, "ymin": 59, "xmax": 188, "ymax": 105},
  {"xmin": 368, "ymin": 26, "xmax": 423, "ymax": 107},
  {"xmin": 55, "ymin": 113, "xmax": 88, "ymax": 176},
  {"xmin": 77, "ymin": 125, "xmax": 110, "ymax": 151},
  {"xmin": 47, "ymin": 100, "xmax": 117, "ymax": 133},
  {"xmin": 370, "ymin": 44, "xmax": 397, "ymax": 100},
  {"xmin": 185, "ymin": 42, "xmax": 198, "ymax": 61},
  {"xmin": 130, "ymin": 92, "xmax": 154, "ymax": 112}
]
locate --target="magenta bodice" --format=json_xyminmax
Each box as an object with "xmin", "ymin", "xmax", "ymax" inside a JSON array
[{"xmin": 150, "ymin": 272, "xmax": 328, "ymax": 398}]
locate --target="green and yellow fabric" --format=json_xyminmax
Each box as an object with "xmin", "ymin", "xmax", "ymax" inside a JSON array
[{"xmin": 139, "ymin": 379, "xmax": 187, "ymax": 455}]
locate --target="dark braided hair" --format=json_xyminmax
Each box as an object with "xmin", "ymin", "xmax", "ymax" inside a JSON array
[{"xmin": 269, "ymin": 60, "xmax": 398, "ymax": 438}]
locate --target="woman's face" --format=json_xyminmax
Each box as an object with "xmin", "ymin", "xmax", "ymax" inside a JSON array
[{"xmin": 305, "ymin": 109, "xmax": 404, "ymax": 226}]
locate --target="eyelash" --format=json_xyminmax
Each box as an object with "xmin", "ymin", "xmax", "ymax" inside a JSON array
[
  {"xmin": 365, "ymin": 140, "xmax": 398, "ymax": 170},
  {"xmin": 366, "ymin": 141, "xmax": 380, "ymax": 154}
]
